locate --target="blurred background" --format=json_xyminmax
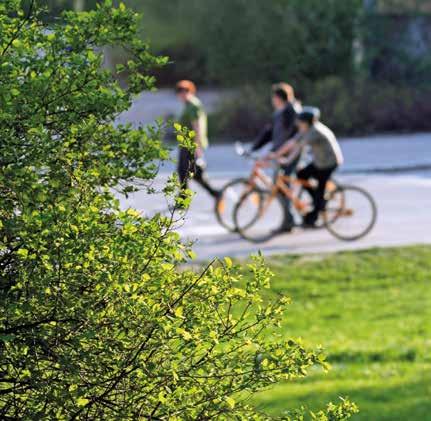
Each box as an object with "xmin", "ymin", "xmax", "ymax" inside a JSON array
[{"xmin": 34, "ymin": 0, "xmax": 431, "ymax": 139}]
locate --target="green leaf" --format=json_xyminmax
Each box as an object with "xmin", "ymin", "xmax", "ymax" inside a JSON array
[
  {"xmin": 224, "ymin": 256, "xmax": 233, "ymax": 268},
  {"xmin": 17, "ymin": 248, "xmax": 29, "ymax": 259},
  {"xmin": 226, "ymin": 396, "xmax": 236, "ymax": 409},
  {"xmin": 76, "ymin": 397, "xmax": 89, "ymax": 407},
  {"xmin": 174, "ymin": 306, "xmax": 183, "ymax": 318}
]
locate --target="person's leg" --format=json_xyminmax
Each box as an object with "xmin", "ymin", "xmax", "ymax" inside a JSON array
[
  {"xmin": 307, "ymin": 166, "xmax": 335, "ymax": 224},
  {"xmin": 313, "ymin": 167, "xmax": 335, "ymax": 213},
  {"xmin": 278, "ymin": 155, "xmax": 301, "ymax": 231},
  {"xmin": 193, "ymin": 161, "xmax": 220, "ymax": 198},
  {"xmin": 296, "ymin": 163, "xmax": 315, "ymax": 197},
  {"xmin": 177, "ymin": 147, "xmax": 193, "ymax": 199},
  {"xmin": 297, "ymin": 163, "xmax": 319, "ymax": 225}
]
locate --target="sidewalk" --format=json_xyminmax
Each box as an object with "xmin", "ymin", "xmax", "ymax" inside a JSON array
[
  {"xmin": 120, "ymin": 173, "xmax": 431, "ymax": 261},
  {"xmin": 117, "ymin": 130, "xmax": 431, "ymax": 260}
]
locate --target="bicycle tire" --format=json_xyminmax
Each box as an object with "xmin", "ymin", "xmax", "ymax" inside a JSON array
[
  {"xmin": 233, "ymin": 188, "xmax": 286, "ymax": 243},
  {"xmin": 214, "ymin": 178, "xmax": 253, "ymax": 232},
  {"xmin": 324, "ymin": 185, "xmax": 377, "ymax": 241}
]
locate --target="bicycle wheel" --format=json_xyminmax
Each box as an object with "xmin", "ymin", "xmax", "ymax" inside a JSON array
[
  {"xmin": 234, "ymin": 188, "xmax": 285, "ymax": 243},
  {"xmin": 324, "ymin": 185, "xmax": 377, "ymax": 241},
  {"xmin": 215, "ymin": 178, "xmax": 253, "ymax": 232}
]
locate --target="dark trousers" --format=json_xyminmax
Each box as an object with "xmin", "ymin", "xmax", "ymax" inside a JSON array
[
  {"xmin": 297, "ymin": 163, "xmax": 336, "ymax": 223},
  {"xmin": 178, "ymin": 148, "xmax": 219, "ymax": 198}
]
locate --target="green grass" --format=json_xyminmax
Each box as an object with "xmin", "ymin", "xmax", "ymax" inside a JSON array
[{"xmin": 252, "ymin": 246, "xmax": 431, "ymax": 420}]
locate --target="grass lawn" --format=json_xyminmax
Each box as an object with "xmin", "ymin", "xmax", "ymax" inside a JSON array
[{"xmin": 251, "ymin": 246, "xmax": 431, "ymax": 420}]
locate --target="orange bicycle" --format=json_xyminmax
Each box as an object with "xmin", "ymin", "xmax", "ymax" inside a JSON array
[
  {"xmin": 215, "ymin": 143, "xmax": 377, "ymax": 243},
  {"xmin": 233, "ymin": 159, "xmax": 377, "ymax": 243},
  {"xmin": 215, "ymin": 143, "xmax": 320, "ymax": 231},
  {"xmin": 216, "ymin": 143, "xmax": 338, "ymax": 232}
]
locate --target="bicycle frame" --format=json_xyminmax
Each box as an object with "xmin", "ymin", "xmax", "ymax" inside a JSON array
[
  {"xmin": 225, "ymin": 144, "xmax": 375, "ymax": 241},
  {"xmin": 245, "ymin": 164, "xmax": 307, "ymax": 213},
  {"xmin": 244, "ymin": 162, "xmax": 339, "ymax": 218}
]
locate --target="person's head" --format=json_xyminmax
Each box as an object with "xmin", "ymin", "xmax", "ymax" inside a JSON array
[
  {"xmin": 175, "ymin": 80, "xmax": 197, "ymax": 102},
  {"xmin": 271, "ymin": 83, "xmax": 295, "ymax": 110},
  {"xmin": 297, "ymin": 107, "xmax": 321, "ymax": 133}
]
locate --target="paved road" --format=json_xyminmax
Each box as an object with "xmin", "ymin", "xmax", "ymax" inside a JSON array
[
  {"xmin": 117, "ymin": 91, "xmax": 431, "ymax": 259},
  {"xmin": 118, "ymin": 131, "xmax": 431, "ymax": 260},
  {"xmin": 120, "ymin": 171, "xmax": 431, "ymax": 261}
]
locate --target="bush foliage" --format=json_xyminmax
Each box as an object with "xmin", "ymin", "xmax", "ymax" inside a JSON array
[
  {"xmin": 197, "ymin": 0, "xmax": 362, "ymax": 84},
  {"xmin": 209, "ymin": 78, "xmax": 431, "ymax": 139},
  {"xmin": 56, "ymin": 0, "xmax": 362, "ymax": 85},
  {"xmin": 0, "ymin": 1, "xmax": 359, "ymax": 419}
]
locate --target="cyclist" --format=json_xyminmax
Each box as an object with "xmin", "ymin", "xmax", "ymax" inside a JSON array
[
  {"xmin": 251, "ymin": 83, "xmax": 301, "ymax": 161},
  {"xmin": 175, "ymin": 80, "xmax": 220, "ymax": 200},
  {"xmin": 267, "ymin": 109, "xmax": 344, "ymax": 227},
  {"xmin": 250, "ymin": 83, "xmax": 302, "ymax": 231}
]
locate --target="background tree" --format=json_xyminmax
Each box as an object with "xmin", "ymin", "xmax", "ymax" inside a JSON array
[
  {"xmin": 195, "ymin": 0, "xmax": 362, "ymax": 84},
  {"xmin": 0, "ymin": 2, "xmax": 359, "ymax": 418},
  {"xmin": 34, "ymin": 0, "xmax": 363, "ymax": 85}
]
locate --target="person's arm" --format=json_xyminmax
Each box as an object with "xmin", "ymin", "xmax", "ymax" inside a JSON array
[
  {"xmin": 256, "ymin": 136, "xmax": 299, "ymax": 167},
  {"xmin": 263, "ymin": 135, "xmax": 299, "ymax": 161},
  {"xmin": 272, "ymin": 138, "xmax": 297, "ymax": 158},
  {"xmin": 191, "ymin": 120, "xmax": 203, "ymax": 158},
  {"xmin": 250, "ymin": 124, "xmax": 273, "ymax": 152}
]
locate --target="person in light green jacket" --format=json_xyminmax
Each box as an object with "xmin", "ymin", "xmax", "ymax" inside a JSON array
[{"xmin": 175, "ymin": 80, "xmax": 219, "ymax": 199}]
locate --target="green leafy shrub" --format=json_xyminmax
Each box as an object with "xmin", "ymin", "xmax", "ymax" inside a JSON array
[
  {"xmin": 306, "ymin": 77, "xmax": 431, "ymax": 135},
  {"xmin": 0, "ymin": 1, "xmax": 358, "ymax": 419}
]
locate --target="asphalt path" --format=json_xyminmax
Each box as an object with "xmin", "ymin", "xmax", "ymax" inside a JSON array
[{"xmin": 117, "ymin": 91, "xmax": 431, "ymax": 259}]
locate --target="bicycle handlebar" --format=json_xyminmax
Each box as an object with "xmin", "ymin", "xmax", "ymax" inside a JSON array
[
  {"xmin": 234, "ymin": 141, "xmax": 283, "ymax": 169},
  {"xmin": 235, "ymin": 141, "xmax": 262, "ymax": 161},
  {"xmin": 234, "ymin": 141, "xmax": 250, "ymax": 157}
]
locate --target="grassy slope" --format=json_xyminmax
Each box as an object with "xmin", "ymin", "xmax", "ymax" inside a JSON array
[{"xmin": 253, "ymin": 246, "xmax": 431, "ymax": 420}]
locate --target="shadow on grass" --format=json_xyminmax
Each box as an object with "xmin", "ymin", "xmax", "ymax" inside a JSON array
[{"xmin": 254, "ymin": 364, "xmax": 431, "ymax": 421}]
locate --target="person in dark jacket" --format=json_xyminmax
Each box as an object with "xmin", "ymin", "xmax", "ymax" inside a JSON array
[
  {"xmin": 251, "ymin": 83, "xmax": 301, "ymax": 156},
  {"xmin": 251, "ymin": 83, "xmax": 302, "ymax": 231}
]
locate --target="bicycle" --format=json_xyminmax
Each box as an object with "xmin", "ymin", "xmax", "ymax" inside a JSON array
[
  {"xmin": 215, "ymin": 142, "xmax": 329, "ymax": 232},
  {"xmin": 232, "ymin": 158, "xmax": 377, "ymax": 243}
]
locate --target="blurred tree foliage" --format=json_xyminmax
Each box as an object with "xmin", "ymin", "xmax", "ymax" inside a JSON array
[
  {"xmin": 196, "ymin": 0, "xmax": 362, "ymax": 84},
  {"xmin": 24, "ymin": 0, "xmax": 97, "ymax": 15},
  {"xmin": 35, "ymin": 0, "xmax": 431, "ymax": 87},
  {"xmin": 362, "ymin": 0, "xmax": 431, "ymax": 85},
  {"xmin": 32, "ymin": 0, "xmax": 431, "ymax": 136},
  {"xmin": 35, "ymin": 0, "xmax": 362, "ymax": 84}
]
